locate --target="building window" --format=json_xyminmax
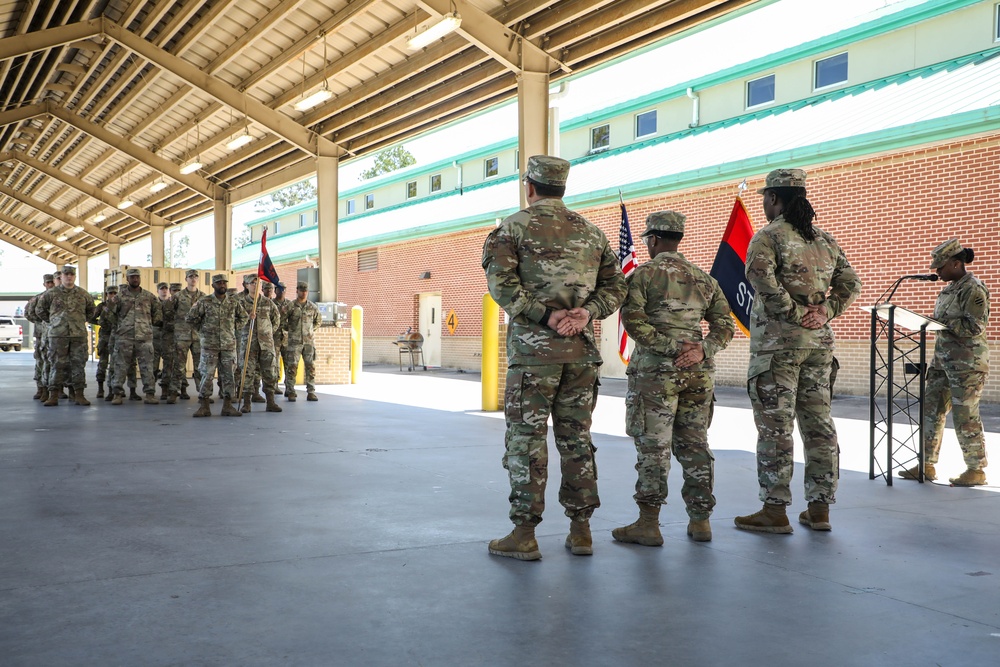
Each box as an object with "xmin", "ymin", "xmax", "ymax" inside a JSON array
[
  {"xmin": 815, "ymin": 52, "xmax": 848, "ymax": 89},
  {"xmin": 346, "ymin": 199, "xmax": 355, "ymax": 215},
  {"xmin": 406, "ymin": 181, "xmax": 417, "ymax": 199},
  {"xmin": 746, "ymin": 74, "xmax": 775, "ymax": 108},
  {"xmin": 635, "ymin": 110, "xmax": 657, "ymax": 139},
  {"xmin": 271, "ymin": 221, "xmax": 279, "ymax": 235},
  {"xmin": 995, "ymin": 2, "xmax": 1000, "ymax": 41},
  {"xmin": 484, "ymin": 156, "xmax": 499, "ymax": 178},
  {"xmin": 365, "ymin": 193, "xmax": 374, "ymax": 210},
  {"xmin": 299, "ymin": 212, "xmax": 309, "ymax": 228},
  {"xmin": 429, "ymin": 174, "xmax": 441, "ymax": 192},
  {"xmin": 591, "ymin": 124, "xmax": 610, "ymax": 151},
  {"xmin": 358, "ymin": 248, "xmax": 378, "ymax": 272}
]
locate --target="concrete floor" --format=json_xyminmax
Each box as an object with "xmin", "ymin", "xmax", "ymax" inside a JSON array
[{"xmin": 1, "ymin": 352, "xmax": 999, "ymax": 666}]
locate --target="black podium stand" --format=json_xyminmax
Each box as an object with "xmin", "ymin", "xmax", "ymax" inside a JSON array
[{"xmin": 865, "ymin": 304, "xmax": 946, "ymax": 485}]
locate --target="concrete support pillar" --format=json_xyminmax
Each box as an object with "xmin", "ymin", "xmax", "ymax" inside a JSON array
[
  {"xmin": 108, "ymin": 243, "xmax": 120, "ymax": 270},
  {"xmin": 517, "ymin": 69, "xmax": 549, "ymax": 208},
  {"xmin": 150, "ymin": 224, "xmax": 165, "ymax": 267},
  {"xmin": 77, "ymin": 252, "xmax": 89, "ymax": 292},
  {"xmin": 214, "ymin": 196, "xmax": 232, "ymax": 271},
  {"xmin": 316, "ymin": 154, "xmax": 339, "ymax": 303}
]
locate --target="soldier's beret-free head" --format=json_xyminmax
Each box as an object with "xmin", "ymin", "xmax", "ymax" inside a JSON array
[
  {"xmin": 757, "ymin": 168, "xmax": 807, "ymax": 193},
  {"xmin": 243, "ymin": 274, "xmax": 257, "ymax": 284},
  {"xmin": 185, "ymin": 269, "xmax": 199, "ymax": 278},
  {"xmin": 642, "ymin": 211, "xmax": 686, "ymax": 236},
  {"xmin": 125, "ymin": 268, "xmax": 141, "ymax": 277},
  {"xmin": 297, "ymin": 281, "xmax": 309, "ymax": 291},
  {"xmin": 211, "ymin": 274, "xmax": 228, "ymax": 285},
  {"xmin": 525, "ymin": 155, "xmax": 570, "ymax": 187},
  {"xmin": 62, "ymin": 265, "xmax": 77, "ymax": 275},
  {"xmin": 930, "ymin": 238, "xmax": 965, "ymax": 269}
]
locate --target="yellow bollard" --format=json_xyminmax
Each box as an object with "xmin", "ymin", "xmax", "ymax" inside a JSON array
[
  {"xmin": 482, "ymin": 294, "xmax": 499, "ymax": 411},
  {"xmin": 351, "ymin": 305, "xmax": 363, "ymax": 384}
]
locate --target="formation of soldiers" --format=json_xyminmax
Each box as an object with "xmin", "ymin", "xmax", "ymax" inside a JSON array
[{"xmin": 23, "ymin": 267, "xmax": 325, "ymax": 418}]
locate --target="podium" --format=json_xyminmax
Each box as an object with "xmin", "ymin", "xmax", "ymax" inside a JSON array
[{"xmin": 864, "ymin": 304, "xmax": 946, "ymax": 485}]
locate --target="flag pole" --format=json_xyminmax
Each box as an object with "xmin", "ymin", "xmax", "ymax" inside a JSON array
[{"xmin": 236, "ymin": 277, "xmax": 262, "ymax": 408}]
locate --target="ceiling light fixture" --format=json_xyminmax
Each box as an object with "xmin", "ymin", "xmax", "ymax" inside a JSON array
[
  {"xmin": 293, "ymin": 34, "xmax": 333, "ymax": 112},
  {"xmin": 406, "ymin": 12, "xmax": 462, "ymax": 50},
  {"xmin": 73, "ymin": 225, "xmax": 84, "ymax": 233},
  {"xmin": 92, "ymin": 212, "xmax": 107, "ymax": 223},
  {"xmin": 226, "ymin": 131, "xmax": 253, "ymax": 150},
  {"xmin": 57, "ymin": 234, "xmax": 68, "ymax": 241},
  {"xmin": 42, "ymin": 242, "xmax": 52, "ymax": 250},
  {"xmin": 150, "ymin": 179, "xmax": 168, "ymax": 193},
  {"xmin": 33, "ymin": 249, "xmax": 40, "ymax": 255},
  {"xmin": 179, "ymin": 160, "xmax": 203, "ymax": 175},
  {"xmin": 117, "ymin": 198, "xmax": 134, "ymax": 210}
]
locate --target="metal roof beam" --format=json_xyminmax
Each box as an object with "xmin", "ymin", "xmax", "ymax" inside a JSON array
[
  {"xmin": 0, "ymin": 20, "xmax": 101, "ymax": 62},
  {"xmin": 0, "ymin": 210, "xmax": 81, "ymax": 256}
]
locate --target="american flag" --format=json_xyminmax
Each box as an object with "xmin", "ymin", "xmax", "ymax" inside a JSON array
[{"xmin": 617, "ymin": 195, "xmax": 637, "ymax": 364}]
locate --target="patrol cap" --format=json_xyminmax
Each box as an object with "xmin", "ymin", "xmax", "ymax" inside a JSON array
[
  {"xmin": 185, "ymin": 269, "xmax": 199, "ymax": 279},
  {"xmin": 757, "ymin": 168, "xmax": 807, "ymax": 193},
  {"xmin": 105, "ymin": 285, "xmax": 118, "ymax": 293},
  {"xmin": 211, "ymin": 273, "xmax": 228, "ymax": 285},
  {"xmin": 62, "ymin": 265, "xmax": 77, "ymax": 275},
  {"xmin": 43, "ymin": 273, "xmax": 54, "ymax": 282},
  {"xmin": 157, "ymin": 282, "xmax": 168, "ymax": 290},
  {"xmin": 296, "ymin": 281, "xmax": 309, "ymax": 291},
  {"xmin": 53, "ymin": 268, "xmax": 63, "ymax": 275},
  {"xmin": 524, "ymin": 155, "xmax": 570, "ymax": 187},
  {"xmin": 275, "ymin": 282, "xmax": 286, "ymax": 292},
  {"xmin": 641, "ymin": 211, "xmax": 686, "ymax": 236},
  {"xmin": 243, "ymin": 273, "xmax": 257, "ymax": 284},
  {"xmin": 125, "ymin": 268, "xmax": 141, "ymax": 277},
  {"xmin": 169, "ymin": 283, "xmax": 182, "ymax": 291},
  {"xmin": 262, "ymin": 282, "xmax": 273, "ymax": 291},
  {"xmin": 930, "ymin": 238, "xmax": 965, "ymax": 269}
]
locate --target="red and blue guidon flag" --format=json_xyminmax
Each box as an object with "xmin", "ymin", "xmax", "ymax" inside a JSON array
[
  {"xmin": 258, "ymin": 229, "xmax": 281, "ymax": 285},
  {"xmin": 710, "ymin": 197, "xmax": 756, "ymax": 336},
  {"xmin": 617, "ymin": 195, "xmax": 638, "ymax": 363}
]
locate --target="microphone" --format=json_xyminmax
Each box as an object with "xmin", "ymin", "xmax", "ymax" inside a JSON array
[
  {"xmin": 900, "ymin": 275, "xmax": 939, "ymax": 282},
  {"xmin": 878, "ymin": 274, "xmax": 940, "ymax": 304}
]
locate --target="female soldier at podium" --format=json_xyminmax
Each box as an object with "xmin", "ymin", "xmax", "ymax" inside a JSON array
[{"xmin": 900, "ymin": 239, "xmax": 990, "ymax": 486}]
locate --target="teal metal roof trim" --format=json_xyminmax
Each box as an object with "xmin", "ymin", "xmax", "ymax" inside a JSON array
[{"xmin": 245, "ymin": 198, "xmax": 318, "ymax": 229}]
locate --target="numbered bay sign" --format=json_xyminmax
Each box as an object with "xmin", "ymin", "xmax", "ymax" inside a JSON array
[{"xmin": 446, "ymin": 309, "xmax": 458, "ymax": 335}]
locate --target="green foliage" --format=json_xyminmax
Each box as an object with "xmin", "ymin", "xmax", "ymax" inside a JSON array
[
  {"xmin": 253, "ymin": 179, "xmax": 318, "ymax": 214},
  {"xmin": 234, "ymin": 226, "xmax": 252, "ymax": 250},
  {"xmin": 360, "ymin": 146, "xmax": 416, "ymax": 181}
]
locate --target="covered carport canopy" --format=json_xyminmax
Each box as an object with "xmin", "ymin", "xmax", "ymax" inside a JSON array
[{"xmin": 0, "ymin": 0, "xmax": 758, "ymax": 292}]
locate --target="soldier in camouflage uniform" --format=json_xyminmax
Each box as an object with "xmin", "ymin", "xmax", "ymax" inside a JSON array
[
  {"xmin": 186, "ymin": 274, "xmax": 249, "ymax": 417},
  {"xmin": 734, "ymin": 169, "xmax": 861, "ymax": 534},
  {"xmin": 156, "ymin": 283, "xmax": 178, "ymax": 402},
  {"xmin": 482, "ymin": 155, "xmax": 627, "ymax": 560},
  {"xmin": 152, "ymin": 282, "xmax": 169, "ymax": 394},
  {"xmin": 171, "ymin": 269, "xmax": 205, "ymax": 401},
  {"xmin": 34, "ymin": 265, "xmax": 96, "ymax": 406},
  {"xmin": 899, "ymin": 239, "xmax": 990, "ymax": 486},
  {"xmin": 109, "ymin": 268, "xmax": 162, "ymax": 405},
  {"xmin": 24, "ymin": 273, "xmax": 56, "ymax": 401},
  {"xmin": 91, "ymin": 285, "xmax": 118, "ymax": 398},
  {"xmin": 236, "ymin": 274, "xmax": 283, "ymax": 413},
  {"xmin": 613, "ymin": 211, "xmax": 735, "ymax": 546},
  {"xmin": 273, "ymin": 283, "xmax": 292, "ymax": 394},
  {"xmin": 283, "ymin": 281, "xmax": 323, "ymax": 401},
  {"xmin": 99, "ymin": 287, "xmax": 138, "ymax": 402}
]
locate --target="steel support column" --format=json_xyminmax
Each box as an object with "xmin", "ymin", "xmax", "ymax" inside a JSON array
[
  {"xmin": 316, "ymin": 155, "xmax": 338, "ymax": 302},
  {"xmin": 108, "ymin": 243, "xmax": 120, "ymax": 269},
  {"xmin": 214, "ymin": 198, "xmax": 231, "ymax": 271},
  {"xmin": 77, "ymin": 252, "xmax": 89, "ymax": 292},
  {"xmin": 517, "ymin": 69, "xmax": 549, "ymax": 208},
  {"xmin": 150, "ymin": 224, "xmax": 165, "ymax": 267}
]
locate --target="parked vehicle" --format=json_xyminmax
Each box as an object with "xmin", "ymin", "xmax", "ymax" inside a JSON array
[{"xmin": 0, "ymin": 316, "xmax": 22, "ymax": 351}]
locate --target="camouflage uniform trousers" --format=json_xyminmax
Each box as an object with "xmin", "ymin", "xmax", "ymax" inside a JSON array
[
  {"xmin": 96, "ymin": 332, "xmax": 110, "ymax": 385},
  {"xmin": 923, "ymin": 366, "xmax": 987, "ymax": 470},
  {"xmin": 625, "ymin": 369, "xmax": 716, "ymax": 519},
  {"xmin": 46, "ymin": 336, "xmax": 88, "ymax": 390},
  {"xmin": 112, "ymin": 338, "xmax": 156, "ymax": 395},
  {"xmin": 158, "ymin": 333, "xmax": 175, "ymax": 392},
  {"xmin": 748, "ymin": 347, "xmax": 838, "ymax": 506},
  {"xmin": 282, "ymin": 343, "xmax": 316, "ymax": 393},
  {"xmin": 33, "ymin": 336, "xmax": 48, "ymax": 388},
  {"xmin": 197, "ymin": 348, "xmax": 237, "ymax": 399},
  {"xmin": 172, "ymin": 338, "xmax": 202, "ymax": 394},
  {"xmin": 238, "ymin": 337, "xmax": 278, "ymax": 395},
  {"xmin": 503, "ymin": 363, "xmax": 601, "ymax": 527}
]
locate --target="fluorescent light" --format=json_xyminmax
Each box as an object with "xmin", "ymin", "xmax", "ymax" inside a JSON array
[
  {"xmin": 117, "ymin": 199, "xmax": 134, "ymax": 210},
  {"xmin": 293, "ymin": 87, "xmax": 333, "ymax": 112},
  {"xmin": 179, "ymin": 160, "xmax": 203, "ymax": 175},
  {"xmin": 226, "ymin": 132, "xmax": 253, "ymax": 150},
  {"xmin": 33, "ymin": 249, "xmax": 40, "ymax": 255},
  {"xmin": 42, "ymin": 242, "xmax": 52, "ymax": 249},
  {"xmin": 73, "ymin": 225, "xmax": 84, "ymax": 233},
  {"xmin": 406, "ymin": 13, "xmax": 461, "ymax": 50},
  {"xmin": 57, "ymin": 234, "xmax": 68, "ymax": 241},
  {"xmin": 92, "ymin": 213, "xmax": 106, "ymax": 223},
  {"xmin": 149, "ymin": 180, "xmax": 168, "ymax": 193}
]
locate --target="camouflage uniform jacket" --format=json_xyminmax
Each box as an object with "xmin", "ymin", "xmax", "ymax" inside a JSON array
[
  {"xmin": 186, "ymin": 293, "xmax": 248, "ymax": 351},
  {"xmin": 91, "ymin": 301, "xmax": 110, "ymax": 343},
  {"xmin": 482, "ymin": 197, "xmax": 627, "ymax": 365},
  {"xmin": 622, "ymin": 250, "xmax": 735, "ymax": 374},
  {"xmin": 236, "ymin": 292, "xmax": 280, "ymax": 349},
  {"xmin": 273, "ymin": 297, "xmax": 290, "ymax": 347},
  {"xmin": 24, "ymin": 292, "xmax": 48, "ymax": 339},
  {"xmin": 931, "ymin": 272, "xmax": 990, "ymax": 373},
  {"xmin": 159, "ymin": 297, "xmax": 176, "ymax": 335},
  {"xmin": 111, "ymin": 286, "xmax": 162, "ymax": 341},
  {"xmin": 745, "ymin": 215, "xmax": 861, "ymax": 354},
  {"xmin": 284, "ymin": 299, "xmax": 322, "ymax": 346},
  {"xmin": 35, "ymin": 285, "xmax": 96, "ymax": 337},
  {"xmin": 171, "ymin": 288, "xmax": 204, "ymax": 343}
]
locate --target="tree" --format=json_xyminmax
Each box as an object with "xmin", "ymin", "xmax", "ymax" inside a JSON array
[
  {"xmin": 360, "ymin": 145, "xmax": 416, "ymax": 181},
  {"xmin": 234, "ymin": 226, "xmax": 252, "ymax": 250},
  {"xmin": 166, "ymin": 235, "xmax": 189, "ymax": 268},
  {"xmin": 253, "ymin": 178, "xmax": 317, "ymax": 214}
]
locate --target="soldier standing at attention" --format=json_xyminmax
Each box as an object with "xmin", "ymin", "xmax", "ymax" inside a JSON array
[
  {"xmin": 91, "ymin": 285, "xmax": 117, "ymax": 398},
  {"xmin": 152, "ymin": 282, "xmax": 170, "ymax": 396},
  {"xmin": 734, "ymin": 168, "xmax": 861, "ymax": 534},
  {"xmin": 35, "ymin": 265, "xmax": 96, "ymax": 406},
  {"xmin": 109, "ymin": 268, "xmax": 162, "ymax": 405},
  {"xmin": 186, "ymin": 274, "xmax": 248, "ymax": 417},
  {"xmin": 899, "ymin": 240, "xmax": 990, "ymax": 486},
  {"xmin": 157, "ymin": 284, "xmax": 179, "ymax": 402},
  {"xmin": 24, "ymin": 273, "xmax": 56, "ymax": 401},
  {"xmin": 171, "ymin": 269, "xmax": 205, "ymax": 401},
  {"xmin": 236, "ymin": 275, "xmax": 282, "ymax": 414},
  {"xmin": 283, "ymin": 281, "xmax": 323, "ymax": 402},
  {"xmin": 273, "ymin": 283, "xmax": 291, "ymax": 394},
  {"xmin": 613, "ymin": 211, "xmax": 735, "ymax": 546},
  {"xmin": 482, "ymin": 155, "xmax": 626, "ymax": 560}
]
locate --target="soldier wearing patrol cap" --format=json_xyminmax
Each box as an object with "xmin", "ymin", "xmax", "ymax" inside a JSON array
[
  {"xmin": 108, "ymin": 267, "xmax": 162, "ymax": 405},
  {"xmin": 171, "ymin": 269, "xmax": 206, "ymax": 401},
  {"xmin": 735, "ymin": 168, "xmax": 861, "ymax": 534},
  {"xmin": 272, "ymin": 282, "xmax": 290, "ymax": 393},
  {"xmin": 185, "ymin": 273, "xmax": 248, "ymax": 417},
  {"xmin": 282, "ymin": 280, "xmax": 323, "ymax": 401},
  {"xmin": 24, "ymin": 272, "xmax": 57, "ymax": 400},
  {"xmin": 90, "ymin": 284, "xmax": 118, "ymax": 398},
  {"xmin": 899, "ymin": 239, "xmax": 990, "ymax": 486},
  {"xmin": 482, "ymin": 154, "xmax": 626, "ymax": 560},
  {"xmin": 152, "ymin": 282, "xmax": 172, "ymax": 398},
  {"xmin": 33, "ymin": 265, "xmax": 96, "ymax": 406},
  {"xmin": 235, "ymin": 274, "xmax": 282, "ymax": 413},
  {"xmin": 613, "ymin": 211, "xmax": 734, "ymax": 546}
]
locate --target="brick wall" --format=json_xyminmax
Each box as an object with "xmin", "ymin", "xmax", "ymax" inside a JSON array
[{"xmin": 313, "ymin": 326, "xmax": 351, "ymax": 384}]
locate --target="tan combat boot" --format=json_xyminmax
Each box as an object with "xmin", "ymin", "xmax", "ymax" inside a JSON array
[
  {"xmin": 899, "ymin": 463, "xmax": 936, "ymax": 481},
  {"xmin": 612, "ymin": 503, "xmax": 663, "ymax": 546},
  {"xmin": 687, "ymin": 518, "xmax": 712, "ymax": 542},
  {"xmin": 73, "ymin": 389, "xmax": 91, "ymax": 406},
  {"xmin": 166, "ymin": 392, "xmax": 177, "ymax": 405},
  {"xmin": 307, "ymin": 392, "xmax": 318, "ymax": 402},
  {"xmin": 251, "ymin": 389, "xmax": 266, "ymax": 404},
  {"xmin": 43, "ymin": 387, "xmax": 59, "ymax": 407},
  {"xmin": 95, "ymin": 384, "xmax": 104, "ymax": 399},
  {"xmin": 798, "ymin": 502, "xmax": 831, "ymax": 531},
  {"xmin": 129, "ymin": 388, "xmax": 142, "ymax": 401},
  {"xmin": 104, "ymin": 385, "xmax": 114, "ymax": 402},
  {"xmin": 565, "ymin": 519, "xmax": 593, "ymax": 556},
  {"xmin": 143, "ymin": 393, "xmax": 159, "ymax": 405},
  {"xmin": 286, "ymin": 391, "xmax": 297, "ymax": 402},
  {"xmin": 193, "ymin": 398, "xmax": 212, "ymax": 418},
  {"xmin": 111, "ymin": 392, "xmax": 124, "ymax": 405},
  {"xmin": 240, "ymin": 393, "xmax": 252, "ymax": 413},
  {"xmin": 32, "ymin": 387, "xmax": 42, "ymax": 400},
  {"xmin": 734, "ymin": 503, "xmax": 793, "ymax": 534},
  {"xmin": 950, "ymin": 469, "xmax": 986, "ymax": 486},
  {"xmin": 265, "ymin": 391, "xmax": 283, "ymax": 413},
  {"xmin": 221, "ymin": 397, "xmax": 243, "ymax": 417},
  {"xmin": 38, "ymin": 387, "xmax": 49, "ymax": 403},
  {"xmin": 489, "ymin": 525, "xmax": 541, "ymax": 561}
]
